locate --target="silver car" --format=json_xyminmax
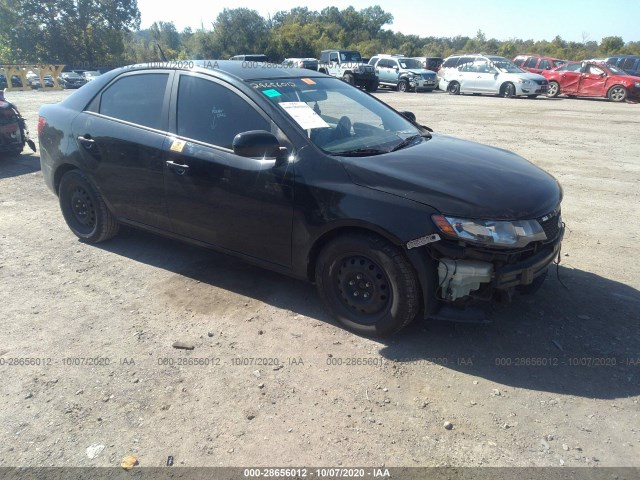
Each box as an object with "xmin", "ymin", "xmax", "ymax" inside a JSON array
[{"xmin": 439, "ymin": 55, "xmax": 549, "ymax": 98}]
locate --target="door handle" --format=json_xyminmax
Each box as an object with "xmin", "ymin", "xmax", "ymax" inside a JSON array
[
  {"xmin": 77, "ymin": 135, "xmax": 95, "ymax": 149},
  {"xmin": 166, "ymin": 160, "xmax": 189, "ymax": 176}
]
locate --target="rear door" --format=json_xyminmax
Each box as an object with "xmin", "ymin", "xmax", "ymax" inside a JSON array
[
  {"xmin": 72, "ymin": 71, "xmax": 172, "ymax": 229},
  {"xmin": 162, "ymin": 72, "xmax": 294, "ymax": 266},
  {"xmin": 556, "ymin": 63, "xmax": 582, "ymax": 94}
]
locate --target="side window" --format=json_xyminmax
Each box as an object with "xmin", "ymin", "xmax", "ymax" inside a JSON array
[
  {"xmin": 368, "ymin": 57, "xmax": 378, "ymax": 66},
  {"xmin": 539, "ymin": 59, "xmax": 551, "ymax": 70},
  {"xmin": 524, "ymin": 57, "xmax": 538, "ymax": 68},
  {"xmin": 587, "ymin": 65, "xmax": 605, "ymax": 75},
  {"xmin": 458, "ymin": 57, "xmax": 474, "ymax": 69},
  {"xmin": 177, "ymin": 75, "xmax": 270, "ymax": 150},
  {"xmin": 390, "ymin": 60, "xmax": 399, "ymax": 69},
  {"xmin": 622, "ymin": 58, "xmax": 636, "ymax": 70},
  {"xmin": 100, "ymin": 73, "xmax": 168, "ymax": 130},
  {"xmin": 567, "ymin": 63, "xmax": 582, "ymax": 72},
  {"xmin": 442, "ymin": 58, "xmax": 457, "ymax": 68},
  {"xmin": 330, "ymin": 53, "xmax": 338, "ymax": 63},
  {"xmin": 379, "ymin": 59, "xmax": 391, "ymax": 68}
]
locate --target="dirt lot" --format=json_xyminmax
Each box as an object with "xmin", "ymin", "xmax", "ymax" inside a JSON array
[{"xmin": 0, "ymin": 87, "xmax": 639, "ymax": 472}]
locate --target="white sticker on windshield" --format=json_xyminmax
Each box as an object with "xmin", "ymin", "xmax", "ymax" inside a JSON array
[{"xmin": 279, "ymin": 102, "xmax": 330, "ymax": 130}]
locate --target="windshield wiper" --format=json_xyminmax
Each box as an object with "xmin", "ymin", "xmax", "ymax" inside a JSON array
[
  {"xmin": 331, "ymin": 147, "xmax": 389, "ymax": 157},
  {"xmin": 389, "ymin": 134, "xmax": 426, "ymax": 152}
]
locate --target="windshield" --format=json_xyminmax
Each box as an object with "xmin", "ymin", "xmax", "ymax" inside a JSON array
[
  {"xmin": 398, "ymin": 58, "xmax": 422, "ymax": 69},
  {"xmin": 249, "ymin": 77, "xmax": 424, "ymax": 156},
  {"xmin": 605, "ymin": 64, "xmax": 628, "ymax": 75},
  {"xmin": 491, "ymin": 60, "xmax": 525, "ymax": 73},
  {"xmin": 340, "ymin": 51, "xmax": 362, "ymax": 62}
]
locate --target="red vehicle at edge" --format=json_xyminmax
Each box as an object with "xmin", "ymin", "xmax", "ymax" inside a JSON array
[{"xmin": 542, "ymin": 61, "xmax": 640, "ymax": 102}]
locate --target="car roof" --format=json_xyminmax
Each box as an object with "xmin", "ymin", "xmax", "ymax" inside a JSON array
[{"xmin": 59, "ymin": 60, "xmax": 330, "ymax": 111}]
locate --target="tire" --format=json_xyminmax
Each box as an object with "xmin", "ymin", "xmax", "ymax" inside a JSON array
[
  {"xmin": 447, "ymin": 81, "xmax": 460, "ymax": 95},
  {"xmin": 527, "ymin": 95, "xmax": 539, "ymax": 99},
  {"xmin": 315, "ymin": 233, "xmax": 420, "ymax": 337},
  {"xmin": 502, "ymin": 82, "xmax": 516, "ymax": 98},
  {"xmin": 608, "ymin": 85, "xmax": 627, "ymax": 102},
  {"xmin": 547, "ymin": 81, "xmax": 560, "ymax": 98},
  {"xmin": 365, "ymin": 79, "xmax": 378, "ymax": 92},
  {"xmin": 342, "ymin": 73, "xmax": 354, "ymax": 85},
  {"xmin": 397, "ymin": 80, "xmax": 409, "ymax": 92},
  {"xmin": 58, "ymin": 170, "xmax": 119, "ymax": 243}
]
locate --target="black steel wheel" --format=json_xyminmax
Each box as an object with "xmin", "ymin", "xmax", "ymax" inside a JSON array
[
  {"xmin": 365, "ymin": 79, "xmax": 378, "ymax": 92},
  {"xmin": 315, "ymin": 233, "xmax": 420, "ymax": 337},
  {"xmin": 58, "ymin": 170, "xmax": 119, "ymax": 243}
]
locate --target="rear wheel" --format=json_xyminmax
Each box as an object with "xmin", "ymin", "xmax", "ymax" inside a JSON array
[
  {"xmin": 397, "ymin": 80, "xmax": 409, "ymax": 92},
  {"xmin": 608, "ymin": 85, "xmax": 627, "ymax": 102},
  {"xmin": 315, "ymin": 233, "xmax": 420, "ymax": 337},
  {"xmin": 547, "ymin": 81, "xmax": 560, "ymax": 98},
  {"xmin": 447, "ymin": 81, "xmax": 460, "ymax": 95},
  {"xmin": 58, "ymin": 170, "xmax": 119, "ymax": 243},
  {"xmin": 502, "ymin": 82, "xmax": 516, "ymax": 98}
]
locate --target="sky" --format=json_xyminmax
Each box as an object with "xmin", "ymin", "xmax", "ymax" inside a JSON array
[{"xmin": 136, "ymin": 0, "xmax": 639, "ymax": 43}]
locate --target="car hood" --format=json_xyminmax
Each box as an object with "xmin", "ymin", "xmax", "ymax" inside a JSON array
[
  {"xmin": 407, "ymin": 69, "xmax": 436, "ymax": 75},
  {"xmin": 340, "ymin": 133, "xmax": 562, "ymax": 220},
  {"xmin": 500, "ymin": 71, "xmax": 547, "ymax": 82}
]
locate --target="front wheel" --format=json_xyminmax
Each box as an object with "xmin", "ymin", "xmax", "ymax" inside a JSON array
[
  {"xmin": 503, "ymin": 82, "xmax": 516, "ymax": 98},
  {"xmin": 447, "ymin": 81, "xmax": 460, "ymax": 95},
  {"xmin": 315, "ymin": 233, "xmax": 420, "ymax": 337},
  {"xmin": 365, "ymin": 79, "xmax": 378, "ymax": 92},
  {"xmin": 58, "ymin": 170, "xmax": 119, "ymax": 243},
  {"xmin": 547, "ymin": 81, "xmax": 560, "ymax": 98},
  {"xmin": 608, "ymin": 85, "xmax": 627, "ymax": 102},
  {"xmin": 397, "ymin": 80, "xmax": 409, "ymax": 92},
  {"xmin": 342, "ymin": 73, "xmax": 354, "ymax": 85}
]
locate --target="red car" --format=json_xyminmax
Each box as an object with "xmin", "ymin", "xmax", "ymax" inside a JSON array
[
  {"xmin": 513, "ymin": 54, "xmax": 567, "ymax": 74},
  {"xmin": 543, "ymin": 61, "xmax": 640, "ymax": 102}
]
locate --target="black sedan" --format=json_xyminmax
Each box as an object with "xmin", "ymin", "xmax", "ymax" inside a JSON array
[
  {"xmin": 39, "ymin": 61, "xmax": 564, "ymax": 336},
  {"xmin": 58, "ymin": 72, "xmax": 87, "ymax": 89}
]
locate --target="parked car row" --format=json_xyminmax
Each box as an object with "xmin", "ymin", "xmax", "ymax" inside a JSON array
[{"xmin": 435, "ymin": 53, "xmax": 639, "ymax": 102}]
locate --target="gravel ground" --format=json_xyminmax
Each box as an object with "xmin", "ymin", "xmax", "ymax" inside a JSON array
[{"xmin": 0, "ymin": 87, "xmax": 638, "ymax": 472}]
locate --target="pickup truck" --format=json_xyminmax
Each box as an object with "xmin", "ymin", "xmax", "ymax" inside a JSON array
[{"xmin": 318, "ymin": 50, "xmax": 378, "ymax": 92}]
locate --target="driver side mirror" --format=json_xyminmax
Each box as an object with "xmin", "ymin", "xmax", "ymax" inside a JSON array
[
  {"xmin": 233, "ymin": 130, "xmax": 286, "ymax": 165},
  {"xmin": 399, "ymin": 111, "xmax": 416, "ymax": 122}
]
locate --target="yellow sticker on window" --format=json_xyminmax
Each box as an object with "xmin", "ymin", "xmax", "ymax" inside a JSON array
[
  {"xmin": 301, "ymin": 78, "xmax": 316, "ymax": 85},
  {"xmin": 170, "ymin": 139, "xmax": 186, "ymax": 153}
]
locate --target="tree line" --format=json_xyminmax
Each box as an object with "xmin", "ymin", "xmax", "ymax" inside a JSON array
[{"xmin": 1, "ymin": 2, "xmax": 639, "ymax": 67}]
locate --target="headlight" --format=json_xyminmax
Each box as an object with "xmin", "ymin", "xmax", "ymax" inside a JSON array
[
  {"xmin": 432, "ymin": 215, "xmax": 547, "ymax": 248},
  {"xmin": 517, "ymin": 79, "xmax": 531, "ymax": 85},
  {"xmin": 634, "ymin": 82, "xmax": 640, "ymax": 89}
]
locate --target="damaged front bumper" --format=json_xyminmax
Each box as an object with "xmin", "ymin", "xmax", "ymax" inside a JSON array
[{"xmin": 406, "ymin": 224, "xmax": 564, "ymax": 320}]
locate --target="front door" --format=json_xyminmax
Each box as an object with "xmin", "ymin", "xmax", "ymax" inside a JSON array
[
  {"xmin": 578, "ymin": 64, "xmax": 608, "ymax": 97},
  {"xmin": 163, "ymin": 73, "xmax": 294, "ymax": 267}
]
